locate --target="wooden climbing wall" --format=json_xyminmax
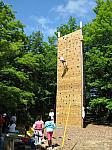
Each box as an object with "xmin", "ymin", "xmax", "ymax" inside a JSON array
[{"xmin": 56, "ymin": 29, "xmax": 84, "ymax": 127}]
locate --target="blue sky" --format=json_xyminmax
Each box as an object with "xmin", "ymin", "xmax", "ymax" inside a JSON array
[{"xmin": 2, "ymin": 0, "xmax": 96, "ymax": 38}]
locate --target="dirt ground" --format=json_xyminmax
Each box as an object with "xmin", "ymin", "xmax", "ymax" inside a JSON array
[{"xmin": 50, "ymin": 124, "xmax": 112, "ymax": 150}]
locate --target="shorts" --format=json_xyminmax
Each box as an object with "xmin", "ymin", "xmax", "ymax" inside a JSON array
[
  {"xmin": 47, "ymin": 132, "xmax": 53, "ymax": 141},
  {"xmin": 34, "ymin": 130, "xmax": 42, "ymax": 145}
]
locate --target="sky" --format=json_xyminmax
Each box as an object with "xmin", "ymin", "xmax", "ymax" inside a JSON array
[{"xmin": 2, "ymin": 0, "xmax": 96, "ymax": 38}]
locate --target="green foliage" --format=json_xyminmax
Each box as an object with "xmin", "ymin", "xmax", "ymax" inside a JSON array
[
  {"xmin": 0, "ymin": 82, "xmax": 34, "ymax": 111},
  {"xmin": 0, "ymin": 1, "xmax": 27, "ymax": 68},
  {"xmin": 1, "ymin": 67, "xmax": 29, "ymax": 82},
  {"xmin": 90, "ymin": 97, "xmax": 111, "ymax": 109},
  {"xmin": 16, "ymin": 52, "xmax": 44, "ymax": 70},
  {"xmin": 89, "ymin": 97, "xmax": 112, "ymax": 124},
  {"xmin": 48, "ymin": 36, "xmax": 57, "ymax": 45},
  {"xmin": 14, "ymin": 32, "xmax": 57, "ymax": 117},
  {"xmin": 28, "ymin": 31, "xmax": 44, "ymax": 53},
  {"xmin": 0, "ymin": 1, "xmax": 33, "ymax": 114},
  {"xmin": 84, "ymin": 0, "xmax": 112, "ymax": 122},
  {"xmin": 93, "ymin": 0, "xmax": 104, "ymax": 14},
  {"xmin": 55, "ymin": 16, "xmax": 78, "ymax": 37}
]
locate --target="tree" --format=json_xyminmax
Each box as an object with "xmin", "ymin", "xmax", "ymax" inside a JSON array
[
  {"xmin": 55, "ymin": 16, "xmax": 78, "ymax": 37},
  {"xmin": 28, "ymin": 31, "xmax": 44, "ymax": 53},
  {"xmin": 0, "ymin": 1, "xmax": 34, "ymax": 113},
  {"xmin": 84, "ymin": 0, "xmax": 112, "ymax": 123},
  {"xmin": 16, "ymin": 32, "xmax": 57, "ymax": 117}
]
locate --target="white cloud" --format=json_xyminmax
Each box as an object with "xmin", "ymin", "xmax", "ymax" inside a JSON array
[
  {"xmin": 37, "ymin": 17, "xmax": 48, "ymax": 25},
  {"xmin": 26, "ymin": 16, "xmax": 56, "ymax": 37},
  {"xmin": 54, "ymin": 0, "xmax": 96, "ymax": 17},
  {"xmin": 32, "ymin": 16, "xmax": 49, "ymax": 25}
]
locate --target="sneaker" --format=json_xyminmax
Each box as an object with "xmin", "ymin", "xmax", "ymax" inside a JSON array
[{"xmin": 42, "ymin": 139, "xmax": 46, "ymax": 142}]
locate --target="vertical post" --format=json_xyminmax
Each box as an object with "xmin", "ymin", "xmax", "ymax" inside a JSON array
[
  {"xmin": 80, "ymin": 21, "xmax": 84, "ymax": 127},
  {"xmin": 80, "ymin": 21, "xmax": 82, "ymax": 29},
  {"xmin": 58, "ymin": 32, "xmax": 60, "ymax": 38}
]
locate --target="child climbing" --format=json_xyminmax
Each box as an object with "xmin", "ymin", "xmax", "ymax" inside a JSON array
[{"xmin": 44, "ymin": 116, "xmax": 56, "ymax": 150}]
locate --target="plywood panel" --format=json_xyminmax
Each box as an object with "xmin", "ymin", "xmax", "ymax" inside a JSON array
[{"xmin": 56, "ymin": 30, "xmax": 83, "ymax": 127}]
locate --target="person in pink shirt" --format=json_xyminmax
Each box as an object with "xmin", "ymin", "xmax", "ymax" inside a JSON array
[{"xmin": 33, "ymin": 116, "xmax": 44, "ymax": 149}]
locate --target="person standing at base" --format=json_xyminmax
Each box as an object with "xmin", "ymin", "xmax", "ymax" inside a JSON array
[
  {"xmin": 2, "ymin": 113, "xmax": 9, "ymax": 133},
  {"xmin": 49, "ymin": 109, "xmax": 54, "ymax": 122},
  {"xmin": 10, "ymin": 113, "xmax": 16, "ymax": 123},
  {"xmin": 44, "ymin": 116, "xmax": 56, "ymax": 150},
  {"xmin": 0, "ymin": 115, "xmax": 5, "ymax": 135},
  {"xmin": 33, "ymin": 116, "xmax": 44, "ymax": 150},
  {"xmin": 0, "ymin": 135, "xmax": 4, "ymax": 150},
  {"xmin": 8, "ymin": 121, "xmax": 16, "ymax": 133}
]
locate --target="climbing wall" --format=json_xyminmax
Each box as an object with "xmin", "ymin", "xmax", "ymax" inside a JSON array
[{"xmin": 56, "ymin": 29, "xmax": 83, "ymax": 127}]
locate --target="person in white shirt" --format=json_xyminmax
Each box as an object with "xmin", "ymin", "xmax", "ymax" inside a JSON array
[
  {"xmin": 49, "ymin": 109, "xmax": 54, "ymax": 122},
  {"xmin": 8, "ymin": 121, "xmax": 16, "ymax": 133}
]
